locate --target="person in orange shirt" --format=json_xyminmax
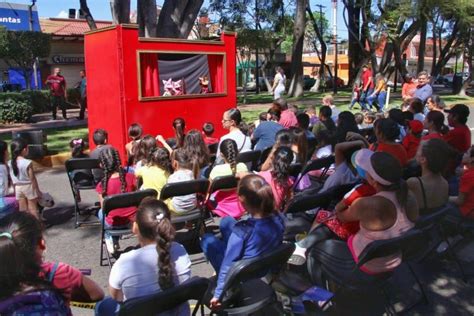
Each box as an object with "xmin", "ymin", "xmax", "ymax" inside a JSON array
[{"xmin": 402, "ymin": 74, "xmax": 417, "ymax": 101}]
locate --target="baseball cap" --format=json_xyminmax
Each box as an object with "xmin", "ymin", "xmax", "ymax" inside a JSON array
[
  {"xmin": 408, "ymin": 120, "xmax": 423, "ymax": 134},
  {"xmin": 444, "ymin": 104, "xmax": 470, "ymax": 119},
  {"xmin": 352, "ymin": 149, "xmax": 394, "ymax": 186}
]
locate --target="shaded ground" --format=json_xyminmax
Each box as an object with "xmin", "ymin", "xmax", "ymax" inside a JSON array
[{"xmin": 37, "ymin": 167, "xmax": 474, "ymax": 316}]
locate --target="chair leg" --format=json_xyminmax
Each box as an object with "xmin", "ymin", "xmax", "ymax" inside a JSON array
[
  {"xmin": 407, "ymin": 263, "xmax": 428, "ymax": 305},
  {"xmin": 99, "ymin": 231, "xmax": 105, "ymax": 266},
  {"xmin": 381, "ymin": 286, "xmax": 397, "ymax": 316},
  {"xmin": 440, "ymin": 227, "xmax": 468, "ymax": 282}
]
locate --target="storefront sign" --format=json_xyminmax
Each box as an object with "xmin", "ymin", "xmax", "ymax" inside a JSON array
[
  {"xmin": 0, "ymin": 3, "xmax": 40, "ymax": 31},
  {"xmin": 52, "ymin": 55, "xmax": 85, "ymax": 64}
]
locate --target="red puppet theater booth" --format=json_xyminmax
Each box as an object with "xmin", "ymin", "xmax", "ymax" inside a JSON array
[{"xmin": 84, "ymin": 24, "xmax": 236, "ymax": 155}]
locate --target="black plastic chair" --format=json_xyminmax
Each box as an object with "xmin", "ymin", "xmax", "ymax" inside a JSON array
[
  {"xmin": 293, "ymin": 155, "xmax": 335, "ymax": 190},
  {"xmin": 118, "ymin": 277, "xmax": 210, "ymax": 316},
  {"xmin": 258, "ymin": 146, "xmax": 273, "ymax": 168},
  {"xmin": 100, "ymin": 189, "xmax": 157, "ymax": 268},
  {"xmin": 236, "ymin": 150, "xmax": 261, "ymax": 171},
  {"xmin": 160, "ymin": 179, "xmax": 210, "ymax": 243},
  {"xmin": 310, "ymin": 229, "xmax": 429, "ymax": 315},
  {"xmin": 289, "ymin": 163, "xmax": 303, "ymax": 178},
  {"xmin": 208, "ymin": 143, "xmax": 219, "ymax": 155},
  {"xmin": 65, "ymin": 158, "xmax": 101, "ymax": 228},
  {"xmin": 307, "ymin": 137, "xmax": 318, "ymax": 160},
  {"xmin": 208, "ymin": 243, "xmax": 295, "ymax": 316}
]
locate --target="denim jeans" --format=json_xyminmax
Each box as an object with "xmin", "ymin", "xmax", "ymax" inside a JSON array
[
  {"xmin": 360, "ymin": 88, "xmax": 374, "ymax": 109},
  {"xmin": 94, "ymin": 297, "xmax": 120, "ymax": 316},
  {"xmin": 200, "ymin": 216, "xmax": 237, "ymax": 273}
]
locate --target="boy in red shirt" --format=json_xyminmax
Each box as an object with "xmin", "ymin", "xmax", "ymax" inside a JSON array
[
  {"xmin": 450, "ymin": 146, "xmax": 474, "ymax": 219},
  {"xmin": 444, "ymin": 104, "xmax": 471, "ymax": 154},
  {"xmin": 402, "ymin": 120, "xmax": 423, "ymax": 160},
  {"xmin": 45, "ymin": 67, "xmax": 67, "ymax": 120}
]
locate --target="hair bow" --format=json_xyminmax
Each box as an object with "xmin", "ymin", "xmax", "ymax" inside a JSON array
[
  {"xmin": 72, "ymin": 139, "xmax": 83, "ymax": 145},
  {"xmin": 156, "ymin": 213, "xmax": 164, "ymax": 222},
  {"xmin": 0, "ymin": 232, "xmax": 12, "ymax": 240}
]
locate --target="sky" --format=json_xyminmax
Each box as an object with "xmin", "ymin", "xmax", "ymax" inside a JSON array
[{"xmin": 2, "ymin": 0, "xmax": 348, "ymax": 38}]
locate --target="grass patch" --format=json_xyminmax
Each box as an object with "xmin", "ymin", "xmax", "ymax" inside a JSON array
[
  {"xmin": 0, "ymin": 126, "xmax": 89, "ymax": 155},
  {"xmin": 238, "ymin": 90, "xmax": 352, "ymax": 104}
]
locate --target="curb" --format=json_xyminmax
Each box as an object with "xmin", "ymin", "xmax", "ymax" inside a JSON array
[{"xmin": 32, "ymin": 152, "xmax": 71, "ymax": 169}]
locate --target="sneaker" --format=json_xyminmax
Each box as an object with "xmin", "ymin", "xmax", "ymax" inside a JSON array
[{"xmin": 105, "ymin": 236, "xmax": 115, "ymax": 254}]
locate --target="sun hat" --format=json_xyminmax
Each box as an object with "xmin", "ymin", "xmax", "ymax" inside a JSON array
[{"xmin": 352, "ymin": 149, "xmax": 395, "ymax": 186}]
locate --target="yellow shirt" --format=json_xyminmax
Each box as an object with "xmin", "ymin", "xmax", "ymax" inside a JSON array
[
  {"xmin": 209, "ymin": 163, "xmax": 248, "ymax": 180},
  {"xmin": 375, "ymin": 79, "xmax": 387, "ymax": 92},
  {"xmin": 135, "ymin": 165, "xmax": 169, "ymax": 198}
]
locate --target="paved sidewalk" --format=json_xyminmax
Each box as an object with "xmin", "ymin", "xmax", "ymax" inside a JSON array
[{"xmin": 37, "ymin": 167, "xmax": 474, "ymax": 316}]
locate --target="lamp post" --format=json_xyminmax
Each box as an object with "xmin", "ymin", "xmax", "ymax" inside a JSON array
[
  {"xmin": 332, "ymin": 0, "xmax": 338, "ymax": 94},
  {"xmin": 29, "ymin": 0, "xmax": 38, "ymax": 90}
]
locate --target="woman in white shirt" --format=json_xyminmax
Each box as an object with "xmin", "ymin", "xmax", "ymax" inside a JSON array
[
  {"xmin": 272, "ymin": 66, "xmax": 286, "ymax": 100},
  {"xmin": 215, "ymin": 109, "xmax": 251, "ymax": 164},
  {"xmin": 95, "ymin": 198, "xmax": 192, "ymax": 316}
]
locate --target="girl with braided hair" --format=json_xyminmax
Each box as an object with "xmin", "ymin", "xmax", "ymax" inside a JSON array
[
  {"xmin": 96, "ymin": 198, "xmax": 191, "ymax": 315},
  {"xmin": 207, "ymin": 139, "xmax": 248, "ymax": 218},
  {"xmin": 96, "ymin": 147, "xmax": 136, "ymax": 254}
]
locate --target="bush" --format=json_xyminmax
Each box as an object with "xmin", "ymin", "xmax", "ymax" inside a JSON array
[
  {"xmin": 21, "ymin": 90, "xmax": 51, "ymax": 114},
  {"xmin": 0, "ymin": 93, "xmax": 33, "ymax": 123},
  {"xmin": 66, "ymin": 88, "xmax": 81, "ymax": 107}
]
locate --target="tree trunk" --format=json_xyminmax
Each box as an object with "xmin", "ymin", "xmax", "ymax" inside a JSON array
[
  {"xmin": 306, "ymin": 5, "xmax": 328, "ymax": 92},
  {"xmin": 110, "ymin": 0, "xmax": 130, "ymax": 24},
  {"xmin": 137, "ymin": 0, "xmax": 157, "ymax": 37},
  {"xmin": 157, "ymin": 0, "xmax": 204, "ymax": 38},
  {"xmin": 417, "ymin": 18, "xmax": 427, "ymax": 74},
  {"xmin": 80, "ymin": 0, "xmax": 97, "ymax": 30},
  {"xmin": 288, "ymin": 0, "xmax": 306, "ymax": 98},
  {"xmin": 260, "ymin": 59, "xmax": 273, "ymax": 93},
  {"xmin": 345, "ymin": 0, "xmax": 363, "ymax": 85}
]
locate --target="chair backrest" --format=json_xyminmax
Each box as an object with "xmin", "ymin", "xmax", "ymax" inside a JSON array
[
  {"xmin": 357, "ymin": 228, "xmax": 425, "ymax": 268},
  {"xmin": 219, "ymin": 243, "xmax": 295, "ymax": 301},
  {"xmin": 237, "ymin": 150, "xmax": 261, "ymax": 170},
  {"xmin": 415, "ymin": 205, "xmax": 449, "ymax": 230},
  {"xmin": 307, "ymin": 138, "xmax": 318, "ymax": 160},
  {"xmin": 208, "ymin": 142, "xmax": 219, "ymax": 155},
  {"xmin": 118, "ymin": 277, "xmax": 210, "ymax": 316},
  {"xmin": 208, "ymin": 175, "xmax": 238, "ymax": 194},
  {"xmin": 259, "ymin": 146, "xmax": 273, "ymax": 166},
  {"xmin": 160, "ymin": 179, "xmax": 210, "ymax": 201},
  {"xmin": 102, "ymin": 189, "xmax": 157, "ymax": 217},
  {"xmin": 286, "ymin": 183, "xmax": 355, "ymax": 214},
  {"xmin": 65, "ymin": 158, "xmax": 100, "ymax": 172},
  {"xmin": 300, "ymin": 155, "xmax": 335, "ymax": 178},
  {"xmin": 289, "ymin": 163, "xmax": 303, "ymax": 178}
]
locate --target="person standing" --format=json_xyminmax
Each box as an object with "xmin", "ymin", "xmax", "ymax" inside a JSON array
[
  {"xmin": 45, "ymin": 68, "xmax": 67, "ymax": 120},
  {"xmin": 414, "ymin": 71, "xmax": 432, "ymax": 104},
  {"xmin": 272, "ymin": 66, "xmax": 286, "ymax": 100},
  {"xmin": 78, "ymin": 70, "xmax": 87, "ymax": 120},
  {"xmin": 360, "ymin": 65, "xmax": 374, "ymax": 110}
]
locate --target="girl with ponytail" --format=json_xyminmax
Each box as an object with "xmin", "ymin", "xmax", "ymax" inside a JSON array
[
  {"xmin": 8, "ymin": 138, "xmax": 42, "ymax": 218},
  {"xmin": 201, "ymin": 174, "xmax": 285, "ymax": 310},
  {"xmin": 96, "ymin": 147, "xmax": 136, "ymax": 254},
  {"xmin": 97, "ymin": 198, "xmax": 191, "ymax": 315},
  {"xmin": 207, "ymin": 139, "xmax": 248, "ymax": 218},
  {"xmin": 135, "ymin": 147, "xmax": 172, "ymax": 199}
]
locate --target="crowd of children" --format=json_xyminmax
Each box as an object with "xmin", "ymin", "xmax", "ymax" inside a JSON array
[{"xmin": 0, "ymin": 82, "xmax": 472, "ymax": 315}]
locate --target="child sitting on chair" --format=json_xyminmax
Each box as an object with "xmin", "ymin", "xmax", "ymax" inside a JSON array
[
  {"xmin": 201, "ymin": 174, "xmax": 285, "ymax": 310},
  {"xmin": 202, "ymin": 122, "xmax": 218, "ymax": 146},
  {"xmin": 96, "ymin": 147, "xmax": 137, "ymax": 254}
]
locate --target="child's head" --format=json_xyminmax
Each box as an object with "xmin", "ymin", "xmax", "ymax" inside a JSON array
[
  {"xmin": 416, "ymin": 138, "xmax": 456, "ymax": 174},
  {"xmin": 220, "ymin": 139, "xmax": 238, "ymax": 175},
  {"xmin": 99, "ymin": 147, "xmax": 125, "ymax": 197},
  {"xmin": 136, "ymin": 135, "xmax": 157, "ymax": 164},
  {"xmin": 128, "ymin": 123, "xmax": 143, "ymax": 141},
  {"xmin": 290, "ymin": 128, "xmax": 308, "ymax": 164},
  {"xmin": 402, "ymin": 110, "xmax": 414, "ymax": 122},
  {"xmin": 388, "ymin": 109, "xmax": 405, "ymax": 126},
  {"xmin": 274, "ymin": 129, "xmax": 293, "ymax": 148},
  {"xmin": 172, "ymin": 118, "xmax": 186, "ymax": 148},
  {"xmin": 364, "ymin": 112, "xmax": 376, "ymax": 124},
  {"xmin": 0, "ymin": 212, "xmax": 45, "ymax": 300},
  {"xmin": 322, "ymin": 95, "xmax": 334, "ymax": 106},
  {"xmin": 258, "ymin": 112, "xmax": 267, "ymax": 122},
  {"xmin": 202, "ymin": 122, "xmax": 214, "ymax": 137},
  {"xmin": 0, "ymin": 140, "xmax": 8, "ymax": 164},
  {"xmin": 134, "ymin": 198, "xmax": 175, "ymax": 290},
  {"xmin": 238, "ymin": 174, "xmax": 275, "ymax": 216},
  {"xmin": 319, "ymin": 105, "xmax": 332, "ymax": 120},
  {"xmin": 354, "ymin": 113, "xmax": 364, "ymax": 125},
  {"xmin": 407, "ymin": 120, "xmax": 423, "ymax": 137},
  {"xmin": 10, "ymin": 138, "xmax": 28, "ymax": 177},
  {"xmin": 171, "ymin": 148, "xmax": 191, "ymax": 171},
  {"xmin": 93, "ymin": 128, "xmax": 108, "ymax": 146},
  {"xmin": 374, "ymin": 118, "xmax": 400, "ymax": 142},
  {"xmin": 409, "ymin": 98, "xmax": 424, "ymax": 114},
  {"xmin": 69, "ymin": 138, "xmax": 86, "ymax": 158},
  {"xmin": 305, "ymin": 105, "xmax": 316, "ymax": 116},
  {"xmin": 267, "ymin": 108, "xmax": 281, "ymax": 122},
  {"xmin": 296, "ymin": 113, "xmax": 310, "ymax": 130},
  {"xmin": 316, "ymin": 129, "xmax": 334, "ymax": 149},
  {"xmin": 149, "ymin": 147, "xmax": 173, "ymax": 174},
  {"xmin": 425, "ymin": 110, "xmax": 447, "ymax": 134}
]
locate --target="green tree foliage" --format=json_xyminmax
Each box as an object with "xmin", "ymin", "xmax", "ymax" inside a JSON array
[{"xmin": 0, "ymin": 28, "xmax": 51, "ymax": 89}]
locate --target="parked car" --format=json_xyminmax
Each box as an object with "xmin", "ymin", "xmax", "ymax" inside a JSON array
[
  {"xmin": 244, "ymin": 77, "xmax": 273, "ymax": 91},
  {"xmin": 443, "ymin": 72, "xmax": 470, "ymax": 87}
]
